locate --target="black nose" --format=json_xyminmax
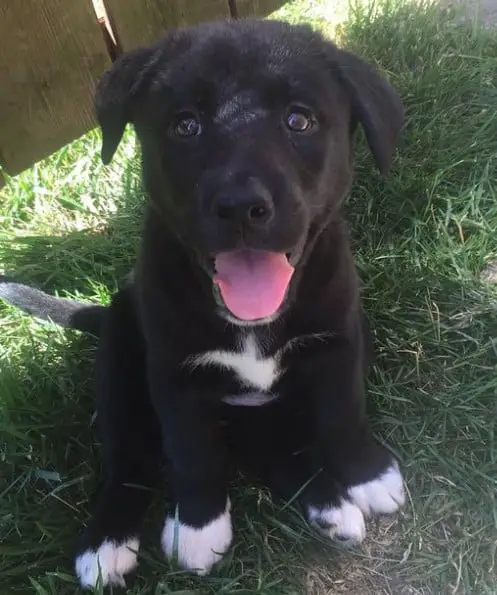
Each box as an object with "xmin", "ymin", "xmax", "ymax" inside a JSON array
[{"xmin": 212, "ymin": 184, "xmax": 274, "ymax": 228}]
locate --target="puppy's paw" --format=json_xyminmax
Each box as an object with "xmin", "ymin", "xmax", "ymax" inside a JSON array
[
  {"xmin": 307, "ymin": 500, "xmax": 366, "ymax": 546},
  {"xmin": 75, "ymin": 537, "xmax": 139, "ymax": 588},
  {"xmin": 162, "ymin": 501, "xmax": 232, "ymax": 575},
  {"xmin": 347, "ymin": 461, "xmax": 405, "ymax": 517}
]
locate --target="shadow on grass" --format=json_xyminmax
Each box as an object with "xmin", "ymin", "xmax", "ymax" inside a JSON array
[
  {"xmin": 1, "ymin": 331, "xmax": 98, "ymax": 592},
  {"xmin": 0, "ymin": 192, "xmax": 143, "ymax": 298},
  {"xmin": 0, "ymin": 139, "xmax": 148, "ymax": 592},
  {"xmin": 1, "ymin": 1, "xmax": 497, "ymax": 593}
]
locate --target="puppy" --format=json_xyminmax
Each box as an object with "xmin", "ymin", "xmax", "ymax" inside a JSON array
[{"xmin": 0, "ymin": 18, "xmax": 405, "ymax": 589}]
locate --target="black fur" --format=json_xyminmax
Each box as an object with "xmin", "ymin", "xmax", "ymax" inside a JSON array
[{"xmin": 0, "ymin": 18, "xmax": 404, "ymax": 587}]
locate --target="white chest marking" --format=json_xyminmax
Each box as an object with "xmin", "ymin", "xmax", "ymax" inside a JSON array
[{"xmin": 189, "ymin": 334, "xmax": 280, "ymax": 391}]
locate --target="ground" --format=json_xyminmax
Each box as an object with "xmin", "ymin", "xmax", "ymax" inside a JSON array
[{"xmin": 1, "ymin": 1, "xmax": 497, "ymax": 593}]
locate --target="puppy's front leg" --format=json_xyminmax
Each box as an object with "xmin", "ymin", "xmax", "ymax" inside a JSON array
[
  {"xmin": 147, "ymin": 358, "xmax": 232, "ymax": 575},
  {"xmin": 304, "ymin": 319, "xmax": 405, "ymax": 543}
]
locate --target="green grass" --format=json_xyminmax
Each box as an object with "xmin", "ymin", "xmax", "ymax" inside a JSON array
[{"xmin": 1, "ymin": 0, "xmax": 497, "ymax": 592}]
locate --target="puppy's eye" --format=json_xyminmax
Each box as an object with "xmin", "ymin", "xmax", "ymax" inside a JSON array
[
  {"xmin": 286, "ymin": 107, "xmax": 315, "ymax": 133},
  {"xmin": 173, "ymin": 113, "xmax": 201, "ymax": 138}
]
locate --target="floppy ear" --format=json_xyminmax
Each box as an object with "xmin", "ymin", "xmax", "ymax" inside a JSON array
[
  {"xmin": 94, "ymin": 47, "xmax": 155, "ymax": 164},
  {"xmin": 334, "ymin": 49, "xmax": 404, "ymax": 174}
]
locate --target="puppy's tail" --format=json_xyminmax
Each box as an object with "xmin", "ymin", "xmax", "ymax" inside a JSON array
[{"xmin": 0, "ymin": 276, "xmax": 106, "ymax": 337}]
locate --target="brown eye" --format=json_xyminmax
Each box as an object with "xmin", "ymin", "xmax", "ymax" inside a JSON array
[
  {"xmin": 173, "ymin": 113, "xmax": 201, "ymax": 138},
  {"xmin": 286, "ymin": 108, "xmax": 315, "ymax": 132}
]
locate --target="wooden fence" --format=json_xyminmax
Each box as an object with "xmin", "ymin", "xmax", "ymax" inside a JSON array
[{"xmin": 0, "ymin": 0, "xmax": 286, "ymax": 186}]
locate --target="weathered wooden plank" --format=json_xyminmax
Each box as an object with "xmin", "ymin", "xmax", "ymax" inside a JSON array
[
  {"xmin": 0, "ymin": 0, "xmax": 110, "ymax": 177},
  {"xmin": 104, "ymin": 0, "xmax": 231, "ymax": 51}
]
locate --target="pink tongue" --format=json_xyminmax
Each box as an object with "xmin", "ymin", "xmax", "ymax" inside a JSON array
[{"xmin": 214, "ymin": 250, "xmax": 294, "ymax": 321}]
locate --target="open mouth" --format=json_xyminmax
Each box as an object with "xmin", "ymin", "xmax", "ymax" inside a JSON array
[{"xmin": 213, "ymin": 249, "xmax": 295, "ymax": 321}]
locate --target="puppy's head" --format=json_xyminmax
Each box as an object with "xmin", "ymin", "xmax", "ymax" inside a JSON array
[{"xmin": 95, "ymin": 19, "xmax": 403, "ymax": 324}]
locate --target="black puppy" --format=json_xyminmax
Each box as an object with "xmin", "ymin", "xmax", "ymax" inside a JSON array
[{"xmin": 0, "ymin": 18, "xmax": 405, "ymax": 589}]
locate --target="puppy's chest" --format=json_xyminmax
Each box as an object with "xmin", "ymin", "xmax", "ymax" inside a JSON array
[{"xmin": 188, "ymin": 333, "xmax": 283, "ymax": 403}]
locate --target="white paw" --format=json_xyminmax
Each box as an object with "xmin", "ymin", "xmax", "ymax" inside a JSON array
[
  {"xmin": 308, "ymin": 500, "xmax": 366, "ymax": 546},
  {"xmin": 162, "ymin": 500, "xmax": 232, "ymax": 575},
  {"xmin": 75, "ymin": 538, "xmax": 139, "ymax": 588},
  {"xmin": 348, "ymin": 462, "xmax": 405, "ymax": 517}
]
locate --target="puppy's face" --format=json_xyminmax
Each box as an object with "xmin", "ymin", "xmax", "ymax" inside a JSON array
[{"xmin": 96, "ymin": 19, "xmax": 403, "ymax": 323}]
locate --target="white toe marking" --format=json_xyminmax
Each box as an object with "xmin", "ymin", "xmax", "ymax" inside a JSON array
[
  {"xmin": 162, "ymin": 500, "xmax": 232, "ymax": 575},
  {"xmin": 348, "ymin": 462, "xmax": 406, "ymax": 517},
  {"xmin": 75, "ymin": 538, "xmax": 139, "ymax": 588},
  {"xmin": 308, "ymin": 500, "xmax": 366, "ymax": 546}
]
